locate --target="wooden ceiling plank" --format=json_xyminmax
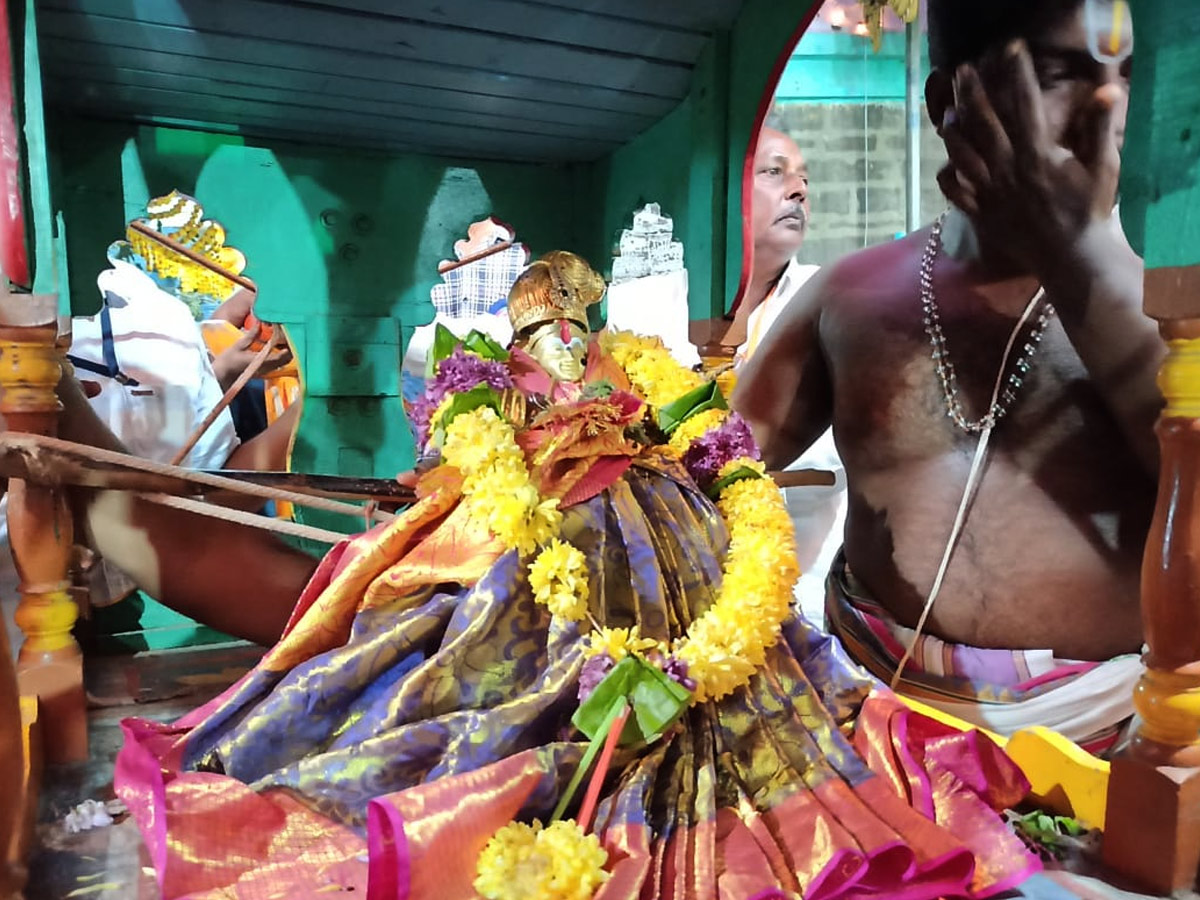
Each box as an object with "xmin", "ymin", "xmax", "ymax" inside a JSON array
[
  {"xmin": 266, "ymin": 0, "xmax": 709, "ymax": 63},
  {"xmin": 49, "ymin": 96, "xmax": 572, "ymax": 164},
  {"xmin": 57, "ymin": 103, "xmax": 562, "ymax": 163},
  {"xmin": 496, "ymin": 0, "xmax": 745, "ymax": 32},
  {"xmin": 38, "ymin": 0, "xmax": 691, "ymax": 97},
  {"xmin": 41, "ymin": 39, "xmax": 658, "ymax": 133},
  {"xmin": 57, "ymin": 106, "xmax": 441, "ymax": 159},
  {"xmin": 43, "ymin": 59, "xmax": 639, "ymax": 142},
  {"xmin": 38, "ymin": 9, "xmax": 677, "ymax": 117},
  {"xmin": 46, "ymin": 80, "xmax": 618, "ymax": 161}
]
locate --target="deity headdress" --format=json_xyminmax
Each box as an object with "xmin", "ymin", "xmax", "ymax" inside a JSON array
[{"xmin": 507, "ymin": 251, "xmax": 605, "ymax": 336}]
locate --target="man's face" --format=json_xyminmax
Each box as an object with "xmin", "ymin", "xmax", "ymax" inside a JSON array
[
  {"xmin": 751, "ymin": 129, "xmax": 809, "ymax": 262},
  {"xmin": 1025, "ymin": 0, "xmax": 1132, "ymax": 153}
]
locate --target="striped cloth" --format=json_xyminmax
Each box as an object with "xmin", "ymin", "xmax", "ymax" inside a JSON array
[{"xmin": 824, "ymin": 551, "xmax": 1141, "ymax": 756}]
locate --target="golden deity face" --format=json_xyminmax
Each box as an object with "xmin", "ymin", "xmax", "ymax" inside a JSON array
[{"xmin": 522, "ymin": 319, "xmax": 588, "ymax": 382}]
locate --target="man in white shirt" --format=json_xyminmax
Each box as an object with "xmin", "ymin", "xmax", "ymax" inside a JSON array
[
  {"xmin": 0, "ymin": 256, "xmax": 246, "ymax": 649},
  {"xmin": 71, "ymin": 257, "xmax": 241, "ymax": 470},
  {"xmin": 735, "ymin": 126, "xmax": 845, "ymax": 626}
]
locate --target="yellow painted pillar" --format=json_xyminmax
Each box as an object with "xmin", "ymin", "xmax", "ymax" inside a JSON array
[
  {"xmin": 1103, "ymin": 323, "xmax": 1200, "ymax": 893},
  {"xmin": 0, "ymin": 297, "xmax": 86, "ymax": 764},
  {"xmin": 0, "ymin": 616, "xmax": 26, "ymax": 900}
]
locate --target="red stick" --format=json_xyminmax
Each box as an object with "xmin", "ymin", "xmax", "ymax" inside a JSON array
[{"xmin": 577, "ymin": 700, "xmax": 630, "ymax": 833}]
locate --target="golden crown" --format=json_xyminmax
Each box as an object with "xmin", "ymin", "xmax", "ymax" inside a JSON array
[{"xmin": 507, "ymin": 251, "xmax": 605, "ymax": 335}]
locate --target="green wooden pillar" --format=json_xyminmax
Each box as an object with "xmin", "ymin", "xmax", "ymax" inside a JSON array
[{"xmin": 721, "ymin": 0, "xmax": 823, "ymax": 313}]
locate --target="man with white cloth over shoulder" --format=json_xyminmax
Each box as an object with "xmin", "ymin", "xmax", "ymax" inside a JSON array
[{"xmin": 734, "ymin": 126, "xmax": 844, "ymax": 628}]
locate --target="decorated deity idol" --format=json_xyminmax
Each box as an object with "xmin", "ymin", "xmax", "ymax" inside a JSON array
[{"xmin": 116, "ymin": 252, "xmax": 1038, "ymax": 900}]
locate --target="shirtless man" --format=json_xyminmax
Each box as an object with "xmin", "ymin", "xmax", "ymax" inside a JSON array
[{"xmin": 734, "ymin": 0, "xmax": 1158, "ymax": 745}]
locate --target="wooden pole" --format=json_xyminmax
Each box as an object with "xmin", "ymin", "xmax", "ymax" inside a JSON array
[
  {"xmin": 0, "ymin": 615, "xmax": 26, "ymax": 900},
  {"xmin": 0, "ymin": 296, "xmax": 86, "ymax": 764},
  {"xmin": 1101, "ymin": 1, "xmax": 1200, "ymax": 892}
]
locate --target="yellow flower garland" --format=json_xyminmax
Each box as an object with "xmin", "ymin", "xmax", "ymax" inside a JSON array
[
  {"xmin": 443, "ymin": 406, "xmax": 592, "ymax": 624},
  {"xmin": 675, "ymin": 458, "xmax": 798, "ymax": 701},
  {"xmin": 466, "ymin": 331, "xmax": 799, "ymax": 899},
  {"xmin": 443, "ymin": 339, "xmax": 800, "ymax": 704},
  {"xmin": 599, "ymin": 333, "xmax": 799, "ymax": 703},
  {"xmin": 442, "ymin": 406, "xmax": 562, "ymax": 556},
  {"xmin": 475, "ymin": 819, "xmax": 610, "ymax": 900},
  {"xmin": 528, "ymin": 538, "xmax": 591, "ymax": 622},
  {"xmin": 599, "ymin": 330, "xmax": 703, "ymax": 407},
  {"xmin": 667, "ymin": 407, "xmax": 727, "ymax": 456},
  {"xmin": 584, "ymin": 625, "xmax": 666, "ymax": 663}
]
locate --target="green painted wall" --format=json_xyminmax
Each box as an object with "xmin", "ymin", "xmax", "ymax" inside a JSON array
[
  {"xmin": 724, "ymin": 0, "xmax": 822, "ymax": 308},
  {"xmin": 7, "ymin": 0, "xmax": 68, "ymax": 305},
  {"xmin": 48, "ymin": 0, "xmax": 820, "ymax": 493},
  {"xmin": 776, "ymin": 31, "xmax": 914, "ymax": 104},
  {"xmin": 582, "ymin": 35, "xmax": 730, "ymax": 322},
  {"xmin": 52, "ymin": 116, "xmax": 582, "ymax": 533},
  {"xmin": 1119, "ymin": 1, "xmax": 1200, "ymax": 270},
  {"xmin": 584, "ymin": 0, "xmax": 820, "ymax": 321}
]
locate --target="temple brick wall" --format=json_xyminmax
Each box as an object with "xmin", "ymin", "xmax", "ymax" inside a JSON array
[{"xmin": 772, "ymin": 101, "xmax": 946, "ymax": 267}]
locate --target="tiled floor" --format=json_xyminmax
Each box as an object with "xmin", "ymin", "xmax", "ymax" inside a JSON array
[{"xmin": 21, "ymin": 644, "xmax": 1194, "ymax": 900}]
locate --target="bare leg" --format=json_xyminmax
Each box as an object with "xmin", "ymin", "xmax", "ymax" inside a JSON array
[
  {"xmin": 79, "ymin": 488, "xmax": 317, "ymax": 645},
  {"xmin": 59, "ymin": 370, "xmax": 316, "ymax": 644}
]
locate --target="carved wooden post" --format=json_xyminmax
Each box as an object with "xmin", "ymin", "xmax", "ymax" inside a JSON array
[
  {"xmin": 1101, "ymin": 2, "xmax": 1200, "ymax": 891},
  {"xmin": 0, "ymin": 295, "xmax": 86, "ymax": 763},
  {"xmin": 0, "ymin": 615, "xmax": 25, "ymax": 900},
  {"xmin": 1102, "ymin": 318, "xmax": 1200, "ymax": 892}
]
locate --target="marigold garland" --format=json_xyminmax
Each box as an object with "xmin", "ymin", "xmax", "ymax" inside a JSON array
[
  {"xmin": 442, "ymin": 406, "xmax": 562, "ymax": 556},
  {"xmin": 674, "ymin": 461, "xmax": 797, "ymax": 701},
  {"xmin": 474, "ymin": 819, "xmax": 609, "ymax": 900},
  {"xmin": 528, "ymin": 538, "xmax": 591, "ymax": 622},
  {"xmin": 667, "ymin": 407, "xmax": 728, "ymax": 456},
  {"xmin": 599, "ymin": 330, "xmax": 703, "ymax": 407},
  {"xmin": 466, "ymin": 330, "xmax": 799, "ymax": 898},
  {"xmin": 584, "ymin": 625, "xmax": 666, "ymax": 663},
  {"xmin": 584, "ymin": 336, "xmax": 800, "ymax": 704},
  {"xmin": 442, "ymin": 341, "xmax": 798, "ymax": 705}
]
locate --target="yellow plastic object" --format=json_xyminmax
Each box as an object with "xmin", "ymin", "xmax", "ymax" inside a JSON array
[
  {"xmin": 1006, "ymin": 727, "xmax": 1110, "ymax": 831},
  {"xmin": 896, "ymin": 696, "xmax": 1111, "ymax": 830},
  {"xmin": 200, "ymin": 320, "xmax": 302, "ymax": 419}
]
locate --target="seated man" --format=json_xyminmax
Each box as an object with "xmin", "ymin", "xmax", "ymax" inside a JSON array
[
  {"xmin": 2, "ymin": 205, "xmax": 298, "ymax": 629},
  {"xmin": 735, "ymin": 0, "xmax": 1155, "ymax": 752}
]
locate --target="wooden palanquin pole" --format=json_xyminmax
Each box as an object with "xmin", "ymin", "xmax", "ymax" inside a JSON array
[{"xmin": 1101, "ymin": 1, "xmax": 1200, "ymax": 892}]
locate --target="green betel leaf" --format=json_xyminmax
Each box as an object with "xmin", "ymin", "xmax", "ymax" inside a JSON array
[
  {"xmin": 628, "ymin": 663, "xmax": 691, "ymax": 743},
  {"xmin": 656, "ymin": 380, "xmax": 728, "ymax": 434},
  {"xmin": 572, "ymin": 656, "xmax": 691, "ymax": 746},
  {"xmin": 431, "ymin": 323, "xmax": 460, "ymax": 367},
  {"xmin": 437, "ymin": 385, "xmax": 504, "ymax": 430},
  {"xmin": 706, "ymin": 465, "xmax": 764, "ymax": 499},
  {"xmin": 573, "ymin": 658, "xmax": 636, "ymax": 741},
  {"xmin": 461, "ymin": 329, "xmax": 510, "ymax": 362},
  {"xmin": 582, "ymin": 378, "xmax": 616, "ymax": 400}
]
